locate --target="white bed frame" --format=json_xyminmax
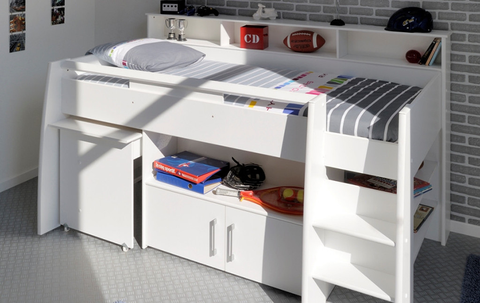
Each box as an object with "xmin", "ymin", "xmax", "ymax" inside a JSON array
[{"xmin": 38, "ymin": 14, "xmax": 451, "ymax": 302}]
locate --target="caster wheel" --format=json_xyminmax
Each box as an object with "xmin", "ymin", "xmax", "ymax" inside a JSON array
[
  {"xmin": 63, "ymin": 224, "xmax": 70, "ymax": 232},
  {"xmin": 121, "ymin": 244, "xmax": 129, "ymax": 252}
]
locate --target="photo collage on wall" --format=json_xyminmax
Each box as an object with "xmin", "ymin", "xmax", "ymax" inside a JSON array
[
  {"xmin": 9, "ymin": 0, "xmax": 26, "ymax": 53},
  {"xmin": 52, "ymin": 0, "xmax": 65, "ymax": 25}
]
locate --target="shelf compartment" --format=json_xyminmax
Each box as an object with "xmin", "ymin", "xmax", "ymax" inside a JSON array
[
  {"xmin": 415, "ymin": 159, "xmax": 437, "ymax": 183},
  {"xmin": 413, "ymin": 198, "xmax": 437, "ymax": 260},
  {"xmin": 413, "ymin": 159, "xmax": 438, "ymax": 210},
  {"xmin": 338, "ymin": 30, "xmax": 441, "ymax": 65},
  {"xmin": 228, "ymin": 21, "xmax": 337, "ymax": 58},
  {"xmin": 313, "ymin": 213, "xmax": 395, "ymax": 247},
  {"xmin": 312, "ymin": 259, "xmax": 395, "ymax": 302}
]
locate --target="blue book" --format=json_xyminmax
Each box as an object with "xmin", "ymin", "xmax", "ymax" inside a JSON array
[
  {"xmin": 428, "ymin": 41, "xmax": 442, "ymax": 66},
  {"xmin": 153, "ymin": 151, "xmax": 229, "ymax": 184},
  {"xmin": 156, "ymin": 171, "xmax": 222, "ymax": 194}
]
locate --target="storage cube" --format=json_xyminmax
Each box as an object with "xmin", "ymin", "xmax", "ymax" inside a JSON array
[{"xmin": 240, "ymin": 25, "xmax": 269, "ymax": 50}]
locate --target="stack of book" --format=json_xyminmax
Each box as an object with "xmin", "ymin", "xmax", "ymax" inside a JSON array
[
  {"xmin": 419, "ymin": 37, "xmax": 442, "ymax": 66},
  {"xmin": 153, "ymin": 151, "xmax": 230, "ymax": 194},
  {"xmin": 347, "ymin": 174, "xmax": 432, "ymax": 198}
]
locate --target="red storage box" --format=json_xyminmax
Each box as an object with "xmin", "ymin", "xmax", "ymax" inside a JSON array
[{"xmin": 240, "ymin": 25, "xmax": 269, "ymax": 50}]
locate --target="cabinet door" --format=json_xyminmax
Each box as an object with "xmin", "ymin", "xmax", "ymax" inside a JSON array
[
  {"xmin": 145, "ymin": 186, "xmax": 225, "ymax": 270},
  {"xmin": 225, "ymin": 208, "xmax": 302, "ymax": 295},
  {"xmin": 59, "ymin": 130, "xmax": 136, "ymax": 248}
]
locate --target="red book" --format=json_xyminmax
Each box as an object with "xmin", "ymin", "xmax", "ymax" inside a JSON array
[
  {"xmin": 347, "ymin": 174, "xmax": 432, "ymax": 197},
  {"xmin": 153, "ymin": 151, "xmax": 229, "ymax": 184}
]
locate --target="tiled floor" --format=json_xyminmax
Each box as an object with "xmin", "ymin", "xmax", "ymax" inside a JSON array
[{"xmin": 0, "ymin": 178, "xmax": 478, "ymax": 303}]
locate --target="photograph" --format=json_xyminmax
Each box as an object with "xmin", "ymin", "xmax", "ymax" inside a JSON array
[
  {"xmin": 52, "ymin": 0, "xmax": 65, "ymax": 6},
  {"xmin": 9, "ymin": 32, "xmax": 25, "ymax": 53},
  {"xmin": 10, "ymin": 13, "xmax": 25, "ymax": 33},
  {"xmin": 51, "ymin": 7, "xmax": 65, "ymax": 25},
  {"xmin": 10, "ymin": 0, "xmax": 25, "ymax": 13}
]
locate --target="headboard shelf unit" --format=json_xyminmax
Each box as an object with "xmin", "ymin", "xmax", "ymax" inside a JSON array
[{"xmin": 147, "ymin": 13, "xmax": 450, "ymax": 70}]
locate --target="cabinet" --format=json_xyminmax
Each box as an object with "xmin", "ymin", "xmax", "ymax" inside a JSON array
[
  {"xmin": 52, "ymin": 118, "xmax": 141, "ymax": 251},
  {"xmin": 145, "ymin": 185, "xmax": 302, "ymax": 294},
  {"xmin": 225, "ymin": 206, "xmax": 302, "ymax": 295},
  {"xmin": 145, "ymin": 185, "xmax": 226, "ymax": 270},
  {"xmin": 141, "ymin": 131, "xmax": 304, "ymax": 295}
]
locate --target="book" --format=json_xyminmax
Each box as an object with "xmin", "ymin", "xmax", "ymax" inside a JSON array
[
  {"xmin": 155, "ymin": 171, "xmax": 222, "ymax": 194},
  {"xmin": 427, "ymin": 40, "xmax": 442, "ymax": 66},
  {"xmin": 419, "ymin": 37, "xmax": 439, "ymax": 65},
  {"xmin": 347, "ymin": 174, "xmax": 432, "ymax": 197},
  {"xmin": 414, "ymin": 204, "xmax": 434, "ymax": 233},
  {"xmin": 426, "ymin": 37, "xmax": 442, "ymax": 66},
  {"xmin": 153, "ymin": 151, "xmax": 229, "ymax": 184}
]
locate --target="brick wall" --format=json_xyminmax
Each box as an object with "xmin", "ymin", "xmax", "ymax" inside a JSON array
[{"xmin": 186, "ymin": 0, "xmax": 480, "ymax": 230}]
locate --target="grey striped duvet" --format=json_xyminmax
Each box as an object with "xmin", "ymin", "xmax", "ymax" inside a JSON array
[{"xmin": 77, "ymin": 60, "xmax": 422, "ymax": 142}]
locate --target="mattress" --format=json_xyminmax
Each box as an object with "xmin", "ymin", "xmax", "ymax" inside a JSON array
[{"xmin": 77, "ymin": 60, "xmax": 422, "ymax": 142}]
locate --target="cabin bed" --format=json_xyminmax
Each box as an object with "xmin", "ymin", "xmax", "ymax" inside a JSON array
[{"xmin": 38, "ymin": 15, "xmax": 450, "ymax": 303}]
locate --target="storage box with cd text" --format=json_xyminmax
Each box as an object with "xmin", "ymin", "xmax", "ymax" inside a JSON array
[{"xmin": 240, "ymin": 25, "xmax": 269, "ymax": 50}]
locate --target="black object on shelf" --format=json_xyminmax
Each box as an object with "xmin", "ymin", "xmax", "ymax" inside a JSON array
[
  {"xmin": 330, "ymin": 0, "xmax": 345, "ymax": 26},
  {"xmin": 197, "ymin": 6, "xmax": 219, "ymax": 17},
  {"xmin": 331, "ymin": 19, "xmax": 345, "ymax": 26}
]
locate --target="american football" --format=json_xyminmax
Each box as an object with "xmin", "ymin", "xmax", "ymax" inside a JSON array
[{"xmin": 283, "ymin": 30, "xmax": 325, "ymax": 53}]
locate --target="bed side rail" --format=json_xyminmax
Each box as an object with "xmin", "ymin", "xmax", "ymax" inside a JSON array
[
  {"xmin": 401, "ymin": 72, "xmax": 442, "ymax": 173},
  {"xmin": 61, "ymin": 58, "xmax": 316, "ymax": 105}
]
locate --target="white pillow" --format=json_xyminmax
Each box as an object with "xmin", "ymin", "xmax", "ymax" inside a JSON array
[{"xmin": 86, "ymin": 38, "xmax": 205, "ymax": 72}]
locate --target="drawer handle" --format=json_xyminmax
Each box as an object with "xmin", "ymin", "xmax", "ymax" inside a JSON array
[
  {"xmin": 209, "ymin": 219, "xmax": 217, "ymax": 257},
  {"xmin": 227, "ymin": 223, "xmax": 235, "ymax": 262}
]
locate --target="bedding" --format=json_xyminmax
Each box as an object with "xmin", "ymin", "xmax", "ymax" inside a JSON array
[
  {"xmin": 76, "ymin": 60, "xmax": 422, "ymax": 142},
  {"xmin": 86, "ymin": 38, "xmax": 205, "ymax": 72}
]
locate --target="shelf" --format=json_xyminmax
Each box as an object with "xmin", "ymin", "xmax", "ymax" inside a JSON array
[
  {"xmin": 413, "ymin": 198, "xmax": 438, "ymax": 260},
  {"xmin": 147, "ymin": 13, "xmax": 450, "ymax": 72},
  {"xmin": 145, "ymin": 176, "xmax": 303, "ymax": 226},
  {"xmin": 147, "ymin": 13, "xmax": 449, "ymax": 38},
  {"xmin": 226, "ymin": 43, "xmax": 337, "ymax": 59},
  {"xmin": 339, "ymin": 54, "xmax": 441, "ymax": 70},
  {"xmin": 166, "ymin": 38, "xmax": 221, "ymax": 48},
  {"xmin": 415, "ymin": 159, "xmax": 437, "ymax": 183},
  {"xmin": 414, "ymin": 159, "xmax": 438, "ymax": 209},
  {"xmin": 312, "ymin": 259, "xmax": 395, "ymax": 302},
  {"xmin": 313, "ymin": 213, "xmax": 395, "ymax": 247}
]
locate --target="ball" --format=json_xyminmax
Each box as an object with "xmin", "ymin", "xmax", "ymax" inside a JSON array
[
  {"xmin": 297, "ymin": 190, "xmax": 304, "ymax": 203},
  {"xmin": 406, "ymin": 50, "xmax": 421, "ymax": 64},
  {"xmin": 282, "ymin": 188, "xmax": 296, "ymax": 201},
  {"xmin": 283, "ymin": 30, "xmax": 325, "ymax": 53}
]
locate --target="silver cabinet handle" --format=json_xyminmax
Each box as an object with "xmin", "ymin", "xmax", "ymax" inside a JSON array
[
  {"xmin": 209, "ymin": 219, "xmax": 217, "ymax": 257},
  {"xmin": 227, "ymin": 223, "xmax": 235, "ymax": 262}
]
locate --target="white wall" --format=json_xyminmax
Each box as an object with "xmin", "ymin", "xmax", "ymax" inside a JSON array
[
  {"xmin": 94, "ymin": 0, "xmax": 159, "ymax": 45},
  {"xmin": 0, "ymin": 0, "xmax": 158, "ymax": 192},
  {"xmin": 0, "ymin": 0, "xmax": 95, "ymax": 191}
]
